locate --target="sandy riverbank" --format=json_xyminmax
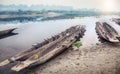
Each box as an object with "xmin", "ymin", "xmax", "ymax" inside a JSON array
[
  {"xmin": 25, "ymin": 43, "xmax": 120, "ymax": 74},
  {"xmin": 0, "ymin": 37, "xmax": 120, "ymax": 74}
]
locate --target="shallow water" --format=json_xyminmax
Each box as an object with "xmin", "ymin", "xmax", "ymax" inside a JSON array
[{"xmin": 0, "ymin": 15, "xmax": 120, "ymax": 61}]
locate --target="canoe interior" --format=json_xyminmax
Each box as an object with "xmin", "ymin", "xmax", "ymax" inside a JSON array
[{"xmin": 96, "ymin": 22, "xmax": 120, "ymax": 43}]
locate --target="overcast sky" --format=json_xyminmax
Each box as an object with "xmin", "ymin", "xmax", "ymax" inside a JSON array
[{"xmin": 0, "ymin": 0, "xmax": 119, "ymax": 12}]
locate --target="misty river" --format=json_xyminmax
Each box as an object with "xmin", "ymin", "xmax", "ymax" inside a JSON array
[{"xmin": 0, "ymin": 15, "xmax": 120, "ymax": 61}]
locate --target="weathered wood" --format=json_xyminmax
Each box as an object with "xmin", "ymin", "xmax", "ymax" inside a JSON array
[
  {"xmin": 96, "ymin": 22, "xmax": 120, "ymax": 43},
  {"xmin": 0, "ymin": 25, "xmax": 83, "ymax": 63},
  {"xmin": 0, "ymin": 28, "xmax": 16, "ymax": 36},
  {"xmin": 11, "ymin": 25, "xmax": 85, "ymax": 71},
  {"xmin": 0, "ymin": 25, "xmax": 85, "ymax": 71},
  {"xmin": 0, "ymin": 28, "xmax": 17, "ymax": 39},
  {"xmin": 112, "ymin": 18, "xmax": 120, "ymax": 25}
]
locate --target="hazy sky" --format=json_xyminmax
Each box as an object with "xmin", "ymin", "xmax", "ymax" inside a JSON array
[{"xmin": 0, "ymin": 0, "xmax": 120, "ymax": 12}]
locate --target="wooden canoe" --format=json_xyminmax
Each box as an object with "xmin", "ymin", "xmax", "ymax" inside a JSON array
[
  {"xmin": 0, "ymin": 25, "xmax": 86, "ymax": 71},
  {"xmin": 0, "ymin": 28, "xmax": 16, "ymax": 36},
  {"xmin": 112, "ymin": 18, "xmax": 120, "ymax": 25},
  {"xmin": 0, "ymin": 28, "xmax": 17, "ymax": 39},
  {"xmin": 96, "ymin": 22, "xmax": 120, "ymax": 43}
]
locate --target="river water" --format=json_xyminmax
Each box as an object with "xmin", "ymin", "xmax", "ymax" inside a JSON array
[{"xmin": 0, "ymin": 15, "xmax": 120, "ymax": 61}]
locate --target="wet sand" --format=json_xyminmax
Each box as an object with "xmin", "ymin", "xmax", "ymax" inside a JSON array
[
  {"xmin": 0, "ymin": 43, "xmax": 120, "ymax": 74},
  {"xmin": 26, "ymin": 43, "xmax": 120, "ymax": 74}
]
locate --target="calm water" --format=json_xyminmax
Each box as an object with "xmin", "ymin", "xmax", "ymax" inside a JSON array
[
  {"xmin": 0, "ymin": 15, "xmax": 120, "ymax": 74},
  {"xmin": 0, "ymin": 15, "xmax": 120, "ymax": 61}
]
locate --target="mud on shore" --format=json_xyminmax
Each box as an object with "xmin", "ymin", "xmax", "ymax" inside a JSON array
[{"xmin": 25, "ymin": 43, "xmax": 120, "ymax": 74}]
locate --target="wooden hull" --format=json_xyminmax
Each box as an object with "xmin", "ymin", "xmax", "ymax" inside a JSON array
[
  {"xmin": 0, "ymin": 28, "xmax": 16, "ymax": 36},
  {"xmin": 96, "ymin": 22, "xmax": 120, "ymax": 43},
  {"xmin": 0, "ymin": 25, "xmax": 86, "ymax": 72},
  {"xmin": 0, "ymin": 28, "xmax": 17, "ymax": 39},
  {"xmin": 112, "ymin": 18, "xmax": 120, "ymax": 25}
]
